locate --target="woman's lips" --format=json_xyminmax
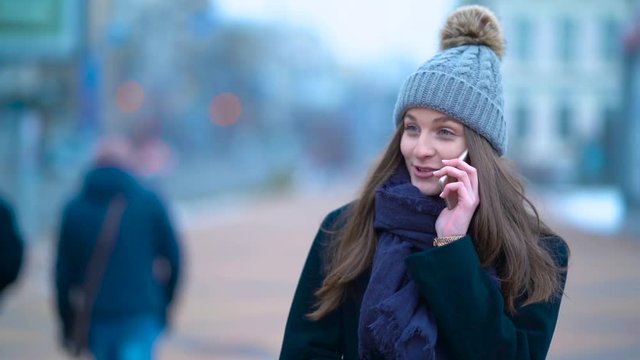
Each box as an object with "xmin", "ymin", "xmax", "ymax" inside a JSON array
[{"xmin": 412, "ymin": 165, "xmax": 437, "ymax": 178}]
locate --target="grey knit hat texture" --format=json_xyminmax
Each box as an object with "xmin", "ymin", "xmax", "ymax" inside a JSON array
[{"xmin": 393, "ymin": 6, "xmax": 507, "ymax": 155}]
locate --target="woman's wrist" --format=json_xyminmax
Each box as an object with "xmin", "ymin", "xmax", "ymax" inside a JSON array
[{"xmin": 436, "ymin": 218, "xmax": 472, "ymax": 240}]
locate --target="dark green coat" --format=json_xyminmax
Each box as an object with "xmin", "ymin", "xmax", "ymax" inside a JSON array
[{"xmin": 280, "ymin": 205, "xmax": 569, "ymax": 360}]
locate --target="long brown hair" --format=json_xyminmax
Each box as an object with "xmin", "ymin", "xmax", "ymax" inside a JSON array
[
  {"xmin": 308, "ymin": 125, "xmax": 568, "ymax": 320},
  {"xmin": 464, "ymin": 129, "xmax": 567, "ymax": 313}
]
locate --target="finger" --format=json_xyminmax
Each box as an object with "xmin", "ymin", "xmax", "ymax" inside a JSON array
[
  {"xmin": 457, "ymin": 159, "xmax": 478, "ymax": 192},
  {"xmin": 454, "ymin": 180, "xmax": 480, "ymax": 207},
  {"xmin": 434, "ymin": 165, "xmax": 472, "ymax": 191},
  {"xmin": 452, "ymin": 181, "xmax": 472, "ymax": 205},
  {"xmin": 442, "ymin": 158, "xmax": 478, "ymax": 194},
  {"xmin": 440, "ymin": 181, "xmax": 462, "ymax": 199},
  {"xmin": 443, "ymin": 158, "xmax": 476, "ymax": 175},
  {"xmin": 441, "ymin": 181, "xmax": 476, "ymax": 207},
  {"xmin": 434, "ymin": 165, "xmax": 465, "ymax": 179}
]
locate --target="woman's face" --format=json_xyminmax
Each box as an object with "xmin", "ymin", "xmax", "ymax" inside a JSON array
[{"xmin": 400, "ymin": 108, "xmax": 467, "ymax": 195}]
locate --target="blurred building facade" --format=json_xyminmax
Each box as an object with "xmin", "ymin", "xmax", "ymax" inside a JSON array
[
  {"xmin": 622, "ymin": 4, "xmax": 640, "ymax": 209},
  {"xmin": 0, "ymin": 0, "xmax": 404, "ymax": 236},
  {"xmin": 0, "ymin": 0, "xmax": 83, "ymax": 233},
  {"xmin": 462, "ymin": 0, "xmax": 634, "ymax": 185}
]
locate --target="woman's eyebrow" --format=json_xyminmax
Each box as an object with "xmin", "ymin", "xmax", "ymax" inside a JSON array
[
  {"xmin": 403, "ymin": 113, "xmax": 456, "ymax": 123},
  {"xmin": 403, "ymin": 113, "xmax": 417, "ymax": 122},
  {"xmin": 432, "ymin": 115, "xmax": 456, "ymax": 123}
]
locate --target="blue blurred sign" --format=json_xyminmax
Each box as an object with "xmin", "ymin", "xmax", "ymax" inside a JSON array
[{"xmin": 0, "ymin": 0, "xmax": 80, "ymax": 60}]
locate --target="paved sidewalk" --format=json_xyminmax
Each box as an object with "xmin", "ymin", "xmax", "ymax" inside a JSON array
[{"xmin": 0, "ymin": 187, "xmax": 639, "ymax": 359}]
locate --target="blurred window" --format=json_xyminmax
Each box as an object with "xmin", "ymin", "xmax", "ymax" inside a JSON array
[
  {"xmin": 601, "ymin": 17, "xmax": 620, "ymax": 61},
  {"xmin": 515, "ymin": 104, "xmax": 529, "ymax": 140},
  {"xmin": 515, "ymin": 17, "xmax": 532, "ymax": 61},
  {"xmin": 558, "ymin": 17, "xmax": 576, "ymax": 63},
  {"xmin": 558, "ymin": 103, "xmax": 572, "ymax": 139}
]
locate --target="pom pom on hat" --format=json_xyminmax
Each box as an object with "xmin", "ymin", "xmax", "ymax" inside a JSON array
[{"xmin": 440, "ymin": 5, "xmax": 504, "ymax": 60}]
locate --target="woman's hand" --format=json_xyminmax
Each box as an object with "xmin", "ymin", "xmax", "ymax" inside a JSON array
[{"xmin": 432, "ymin": 158, "xmax": 480, "ymax": 237}]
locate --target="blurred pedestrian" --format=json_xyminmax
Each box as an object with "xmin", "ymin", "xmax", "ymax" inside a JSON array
[
  {"xmin": 54, "ymin": 136, "xmax": 182, "ymax": 359},
  {"xmin": 281, "ymin": 6, "xmax": 570, "ymax": 360},
  {"xmin": 0, "ymin": 196, "xmax": 24, "ymax": 301}
]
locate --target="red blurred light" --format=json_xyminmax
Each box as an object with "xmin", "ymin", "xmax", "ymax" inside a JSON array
[
  {"xmin": 116, "ymin": 81, "xmax": 145, "ymax": 113},
  {"xmin": 209, "ymin": 92, "xmax": 242, "ymax": 126}
]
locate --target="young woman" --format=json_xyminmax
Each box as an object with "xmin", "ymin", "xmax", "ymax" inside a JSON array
[{"xmin": 280, "ymin": 5, "xmax": 569, "ymax": 360}]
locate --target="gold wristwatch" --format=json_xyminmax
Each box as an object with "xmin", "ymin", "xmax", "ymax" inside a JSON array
[{"xmin": 433, "ymin": 235, "xmax": 465, "ymax": 247}]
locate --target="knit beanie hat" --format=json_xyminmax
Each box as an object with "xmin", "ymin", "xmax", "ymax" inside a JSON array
[{"xmin": 393, "ymin": 5, "xmax": 507, "ymax": 155}]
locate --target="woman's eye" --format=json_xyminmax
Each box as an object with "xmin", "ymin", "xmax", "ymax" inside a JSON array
[
  {"xmin": 404, "ymin": 124, "xmax": 419, "ymax": 132},
  {"xmin": 437, "ymin": 128, "xmax": 455, "ymax": 136}
]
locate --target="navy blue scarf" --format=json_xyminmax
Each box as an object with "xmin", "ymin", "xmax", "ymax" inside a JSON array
[{"xmin": 358, "ymin": 167, "xmax": 447, "ymax": 360}]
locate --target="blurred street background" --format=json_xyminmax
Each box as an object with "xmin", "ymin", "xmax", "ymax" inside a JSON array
[{"xmin": 1, "ymin": 0, "xmax": 640, "ymax": 359}]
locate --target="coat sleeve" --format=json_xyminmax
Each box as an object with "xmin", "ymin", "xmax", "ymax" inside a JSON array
[
  {"xmin": 405, "ymin": 235, "xmax": 569, "ymax": 360},
  {"xmin": 0, "ymin": 199, "xmax": 24, "ymax": 294},
  {"xmin": 151, "ymin": 193, "xmax": 181, "ymax": 307},
  {"xmin": 54, "ymin": 205, "xmax": 74, "ymax": 341},
  {"xmin": 279, "ymin": 208, "xmax": 347, "ymax": 360}
]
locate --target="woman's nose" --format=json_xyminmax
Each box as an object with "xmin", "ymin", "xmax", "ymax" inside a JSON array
[{"xmin": 413, "ymin": 134, "xmax": 435, "ymax": 157}]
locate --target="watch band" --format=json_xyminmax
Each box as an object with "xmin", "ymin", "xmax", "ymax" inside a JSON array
[{"xmin": 433, "ymin": 235, "xmax": 465, "ymax": 247}]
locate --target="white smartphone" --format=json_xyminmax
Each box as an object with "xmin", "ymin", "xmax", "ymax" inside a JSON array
[{"xmin": 438, "ymin": 149, "xmax": 469, "ymax": 210}]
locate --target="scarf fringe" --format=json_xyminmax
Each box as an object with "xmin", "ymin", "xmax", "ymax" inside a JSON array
[{"xmin": 369, "ymin": 310, "xmax": 402, "ymax": 359}]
